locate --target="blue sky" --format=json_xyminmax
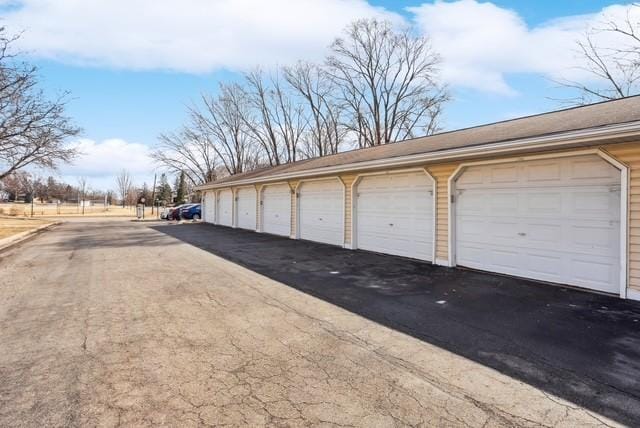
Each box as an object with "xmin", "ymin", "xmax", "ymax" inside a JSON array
[{"xmin": 0, "ymin": 0, "xmax": 633, "ymax": 189}]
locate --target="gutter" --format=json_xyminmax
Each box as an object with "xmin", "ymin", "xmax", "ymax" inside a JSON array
[{"xmin": 195, "ymin": 121, "xmax": 640, "ymax": 191}]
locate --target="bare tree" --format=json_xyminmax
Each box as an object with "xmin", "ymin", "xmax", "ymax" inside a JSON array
[
  {"xmin": 157, "ymin": 19, "xmax": 454, "ymax": 176},
  {"xmin": 243, "ymin": 69, "xmax": 307, "ymax": 165},
  {"xmin": 557, "ymin": 4, "xmax": 640, "ymax": 104},
  {"xmin": 326, "ymin": 19, "xmax": 448, "ymax": 148},
  {"xmin": 284, "ymin": 62, "xmax": 346, "ymax": 157},
  {"xmin": 0, "ymin": 28, "xmax": 81, "ymax": 180},
  {"xmin": 115, "ymin": 169, "xmax": 133, "ymax": 208},
  {"xmin": 153, "ymin": 126, "xmax": 218, "ymax": 187},
  {"xmin": 191, "ymin": 83, "xmax": 258, "ymax": 175}
]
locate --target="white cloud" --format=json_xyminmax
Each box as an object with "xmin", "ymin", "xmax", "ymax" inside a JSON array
[
  {"xmin": 3, "ymin": 0, "xmax": 636, "ymax": 96},
  {"xmin": 409, "ymin": 1, "xmax": 638, "ymax": 95},
  {"xmin": 55, "ymin": 138, "xmax": 156, "ymax": 190},
  {"xmin": 1, "ymin": 0, "xmax": 400, "ymax": 73}
]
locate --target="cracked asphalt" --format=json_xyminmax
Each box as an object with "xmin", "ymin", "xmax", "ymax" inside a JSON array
[{"xmin": 0, "ymin": 219, "xmax": 625, "ymax": 427}]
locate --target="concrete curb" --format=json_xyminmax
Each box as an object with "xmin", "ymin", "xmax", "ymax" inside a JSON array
[{"xmin": 0, "ymin": 221, "xmax": 61, "ymax": 253}]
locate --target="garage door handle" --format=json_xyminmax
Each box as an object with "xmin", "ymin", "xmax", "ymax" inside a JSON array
[
  {"xmin": 389, "ymin": 223, "xmax": 394, "ymax": 227},
  {"xmin": 518, "ymin": 232, "xmax": 526, "ymax": 236},
  {"xmin": 318, "ymin": 217, "xmax": 323, "ymax": 221}
]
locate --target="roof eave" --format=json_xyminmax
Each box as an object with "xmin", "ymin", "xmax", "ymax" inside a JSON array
[{"xmin": 195, "ymin": 121, "xmax": 640, "ymax": 191}]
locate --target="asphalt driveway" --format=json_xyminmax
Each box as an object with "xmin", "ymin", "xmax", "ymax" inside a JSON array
[
  {"xmin": 155, "ymin": 222, "xmax": 640, "ymax": 426},
  {"xmin": 0, "ymin": 218, "xmax": 635, "ymax": 427}
]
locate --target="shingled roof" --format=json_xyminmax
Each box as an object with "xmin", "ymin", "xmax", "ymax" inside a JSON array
[{"xmin": 203, "ymin": 96, "xmax": 640, "ymax": 187}]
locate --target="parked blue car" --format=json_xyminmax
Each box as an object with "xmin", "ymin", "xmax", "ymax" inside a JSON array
[
  {"xmin": 180, "ymin": 203, "xmax": 201, "ymax": 220},
  {"xmin": 167, "ymin": 204, "xmax": 192, "ymax": 221}
]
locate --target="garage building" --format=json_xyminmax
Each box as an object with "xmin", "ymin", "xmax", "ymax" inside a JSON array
[{"xmin": 196, "ymin": 97, "xmax": 640, "ymax": 300}]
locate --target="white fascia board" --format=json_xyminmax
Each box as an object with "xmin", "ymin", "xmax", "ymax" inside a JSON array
[{"xmin": 195, "ymin": 121, "xmax": 640, "ymax": 191}]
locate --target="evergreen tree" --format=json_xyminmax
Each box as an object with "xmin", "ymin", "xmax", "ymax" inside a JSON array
[
  {"xmin": 157, "ymin": 173, "xmax": 172, "ymax": 205},
  {"xmin": 140, "ymin": 182, "xmax": 151, "ymax": 204},
  {"xmin": 175, "ymin": 171, "xmax": 187, "ymax": 204}
]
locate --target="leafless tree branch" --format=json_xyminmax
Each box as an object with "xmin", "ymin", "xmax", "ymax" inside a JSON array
[
  {"xmin": 0, "ymin": 27, "xmax": 81, "ymax": 180},
  {"xmin": 325, "ymin": 19, "xmax": 449, "ymax": 148},
  {"xmin": 555, "ymin": 4, "xmax": 640, "ymax": 104}
]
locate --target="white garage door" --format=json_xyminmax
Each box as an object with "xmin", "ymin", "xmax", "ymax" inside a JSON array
[
  {"xmin": 298, "ymin": 179, "xmax": 343, "ymax": 246},
  {"xmin": 356, "ymin": 171, "xmax": 434, "ymax": 261},
  {"xmin": 236, "ymin": 187, "xmax": 257, "ymax": 231},
  {"xmin": 262, "ymin": 184, "xmax": 291, "ymax": 237},
  {"xmin": 203, "ymin": 191, "xmax": 215, "ymax": 223},
  {"xmin": 217, "ymin": 189, "xmax": 233, "ymax": 227},
  {"xmin": 455, "ymin": 155, "xmax": 621, "ymax": 294}
]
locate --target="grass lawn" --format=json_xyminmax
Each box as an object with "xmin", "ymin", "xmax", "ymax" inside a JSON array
[
  {"xmin": 0, "ymin": 217, "xmax": 53, "ymax": 240},
  {"xmin": 0, "ymin": 203, "xmax": 159, "ymax": 218}
]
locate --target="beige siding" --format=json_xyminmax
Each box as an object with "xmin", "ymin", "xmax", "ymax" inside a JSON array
[
  {"xmin": 288, "ymin": 180, "xmax": 299, "ymax": 237},
  {"xmin": 340, "ymin": 174, "xmax": 357, "ymax": 246},
  {"xmin": 603, "ymin": 142, "xmax": 640, "ymax": 292},
  {"xmin": 255, "ymin": 184, "xmax": 262, "ymax": 231},
  {"xmin": 426, "ymin": 163, "xmax": 459, "ymax": 263}
]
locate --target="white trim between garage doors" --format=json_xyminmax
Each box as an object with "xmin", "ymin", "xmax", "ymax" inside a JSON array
[
  {"xmin": 350, "ymin": 168, "xmax": 437, "ymax": 262},
  {"xmin": 446, "ymin": 148, "xmax": 630, "ymax": 299}
]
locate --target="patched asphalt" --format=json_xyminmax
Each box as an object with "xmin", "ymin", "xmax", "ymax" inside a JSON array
[
  {"xmin": 154, "ymin": 222, "xmax": 640, "ymax": 426},
  {"xmin": 0, "ymin": 218, "xmax": 636, "ymax": 426}
]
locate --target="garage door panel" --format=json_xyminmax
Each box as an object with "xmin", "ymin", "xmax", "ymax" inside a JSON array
[
  {"xmin": 463, "ymin": 245, "xmax": 618, "ymax": 293},
  {"xmin": 457, "ymin": 192, "xmax": 485, "ymax": 214},
  {"xmin": 491, "ymin": 193, "xmax": 519, "ymax": 214},
  {"xmin": 572, "ymin": 191, "xmax": 617, "ymax": 217},
  {"xmin": 527, "ymin": 192, "xmax": 562, "ymax": 214},
  {"xmin": 571, "ymin": 157, "xmax": 619, "ymax": 181},
  {"xmin": 262, "ymin": 184, "xmax": 291, "ymax": 237},
  {"xmin": 456, "ymin": 155, "xmax": 621, "ymax": 294},
  {"xmin": 236, "ymin": 187, "xmax": 257, "ymax": 230},
  {"xmin": 491, "ymin": 165, "xmax": 519, "ymax": 183},
  {"xmin": 457, "ymin": 168, "xmax": 484, "ymax": 186},
  {"xmin": 571, "ymin": 222, "xmax": 620, "ymax": 254},
  {"xmin": 525, "ymin": 251, "xmax": 563, "ymax": 277},
  {"xmin": 456, "ymin": 217, "xmax": 484, "ymax": 239},
  {"xmin": 299, "ymin": 180, "xmax": 343, "ymax": 246},
  {"xmin": 204, "ymin": 192, "xmax": 215, "ymax": 223},
  {"xmin": 218, "ymin": 190, "xmax": 233, "ymax": 227},
  {"xmin": 572, "ymin": 257, "xmax": 618, "ymax": 291},
  {"xmin": 457, "ymin": 245, "xmax": 485, "ymax": 268},
  {"xmin": 360, "ymin": 232, "xmax": 431, "ymax": 259},
  {"xmin": 490, "ymin": 248, "xmax": 521, "ymax": 271},
  {"xmin": 489, "ymin": 220, "xmax": 519, "ymax": 240},
  {"xmin": 459, "ymin": 157, "xmax": 620, "ymax": 190},
  {"xmin": 356, "ymin": 172, "xmax": 434, "ymax": 261},
  {"xmin": 527, "ymin": 223, "xmax": 561, "ymax": 244},
  {"xmin": 526, "ymin": 162, "xmax": 561, "ymax": 182}
]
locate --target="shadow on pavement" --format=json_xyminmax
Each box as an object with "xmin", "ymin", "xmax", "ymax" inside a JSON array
[{"xmin": 152, "ymin": 222, "xmax": 640, "ymax": 426}]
